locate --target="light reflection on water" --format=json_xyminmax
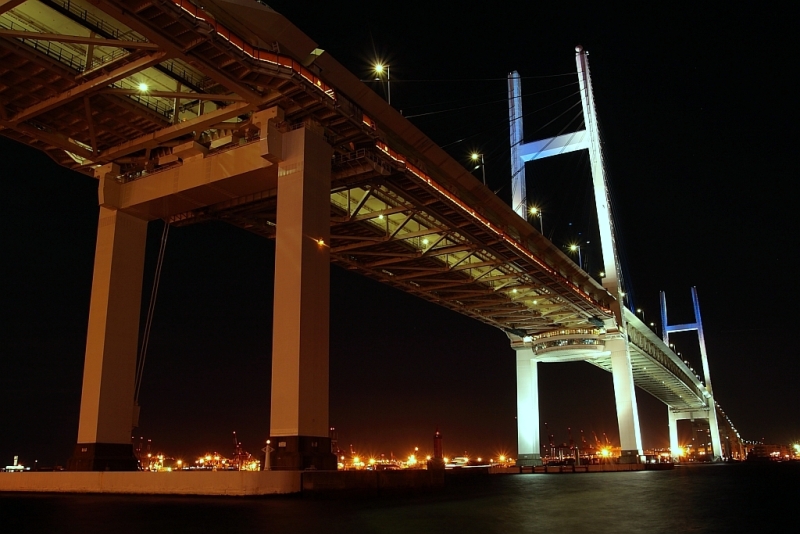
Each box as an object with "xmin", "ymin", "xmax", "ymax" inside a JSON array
[{"xmin": 1, "ymin": 463, "xmax": 795, "ymax": 534}]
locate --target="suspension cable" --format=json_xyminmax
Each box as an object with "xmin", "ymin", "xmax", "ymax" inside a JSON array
[{"xmin": 134, "ymin": 220, "xmax": 170, "ymax": 405}]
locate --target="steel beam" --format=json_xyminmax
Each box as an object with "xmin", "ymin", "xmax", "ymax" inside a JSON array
[
  {"xmin": 96, "ymin": 100, "xmax": 255, "ymax": 162},
  {"xmin": 87, "ymin": 0, "xmax": 264, "ymax": 103},
  {"xmin": 100, "ymin": 89, "xmax": 247, "ymax": 101},
  {"xmin": 9, "ymin": 52, "xmax": 167, "ymax": 125},
  {"xmin": 0, "ymin": 0, "xmax": 25, "ymax": 15},
  {"xmin": 0, "ymin": 30, "xmax": 160, "ymax": 49}
]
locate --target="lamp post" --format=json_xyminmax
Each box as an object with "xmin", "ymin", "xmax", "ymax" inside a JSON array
[
  {"xmin": 470, "ymin": 152, "xmax": 486, "ymax": 185},
  {"xmin": 374, "ymin": 63, "xmax": 391, "ymax": 106},
  {"xmin": 529, "ymin": 206, "xmax": 544, "ymax": 235},
  {"xmin": 637, "ymin": 308, "xmax": 646, "ymax": 322},
  {"xmin": 262, "ymin": 440, "xmax": 273, "ymax": 471}
]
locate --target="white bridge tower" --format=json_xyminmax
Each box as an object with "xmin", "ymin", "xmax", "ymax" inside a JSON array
[
  {"xmin": 661, "ymin": 287, "xmax": 723, "ymax": 461},
  {"xmin": 510, "ymin": 47, "xmax": 644, "ymax": 466}
]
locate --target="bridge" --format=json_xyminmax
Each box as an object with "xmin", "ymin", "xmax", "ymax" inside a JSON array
[{"xmin": 0, "ymin": 0, "xmax": 742, "ymax": 470}]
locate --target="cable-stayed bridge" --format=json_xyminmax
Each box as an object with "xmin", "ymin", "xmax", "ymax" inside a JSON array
[{"xmin": 0, "ymin": 0, "xmax": 742, "ymax": 470}]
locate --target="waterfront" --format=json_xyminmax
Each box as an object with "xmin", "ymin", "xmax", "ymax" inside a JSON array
[{"xmin": 1, "ymin": 463, "xmax": 795, "ymax": 533}]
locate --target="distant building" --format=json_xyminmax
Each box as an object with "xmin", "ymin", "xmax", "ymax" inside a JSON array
[{"xmin": 747, "ymin": 444, "xmax": 790, "ymax": 461}]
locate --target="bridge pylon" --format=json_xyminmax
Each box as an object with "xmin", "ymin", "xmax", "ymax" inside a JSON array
[
  {"xmin": 508, "ymin": 47, "xmax": 644, "ymax": 463},
  {"xmin": 661, "ymin": 287, "xmax": 723, "ymax": 461}
]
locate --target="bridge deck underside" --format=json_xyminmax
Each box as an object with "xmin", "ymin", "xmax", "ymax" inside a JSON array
[
  {"xmin": 1, "ymin": 0, "xmax": 724, "ymax": 419},
  {"xmin": 590, "ymin": 310, "xmax": 710, "ymax": 411},
  {"xmin": 587, "ymin": 350, "xmax": 706, "ymax": 411},
  {"xmin": 174, "ymin": 147, "xmax": 611, "ymax": 335},
  {"xmin": 1, "ymin": 1, "xmax": 615, "ymax": 338}
]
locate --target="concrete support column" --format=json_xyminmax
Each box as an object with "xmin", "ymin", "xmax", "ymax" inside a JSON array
[
  {"xmin": 69, "ymin": 207, "xmax": 148, "ymax": 471},
  {"xmin": 607, "ymin": 337, "xmax": 643, "ymax": 462},
  {"xmin": 515, "ymin": 348, "xmax": 542, "ymax": 466},
  {"xmin": 708, "ymin": 405, "xmax": 722, "ymax": 461},
  {"xmin": 269, "ymin": 126, "xmax": 336, "ymax": 470},
  {"xmin": 668, "ymin": 409, "xmax": 680, "ymax": 458}
]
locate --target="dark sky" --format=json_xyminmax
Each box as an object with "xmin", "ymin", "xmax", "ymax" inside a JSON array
[{"xmin": 1, "ymin": 1, "xmax": 797, "ymax": 466}]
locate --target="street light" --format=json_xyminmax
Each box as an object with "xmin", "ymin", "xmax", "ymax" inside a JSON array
[
  {"xmin": 529, "ymin": 206, "xmax": 543, "ymax": 235},
  {"xmin": 374, "ymin": 63, "xmax": 391, "ymax": 105},
  {"xmin": 568, "ymin": 243, "xmax": 583, "ymax": 270},
  {"xmin": 636, "ymin": 308, "xmax": 646, "ymax": 322},
  {"xmin": 471, "ymin": 152, "xmax": 486, "ymax": 185}
]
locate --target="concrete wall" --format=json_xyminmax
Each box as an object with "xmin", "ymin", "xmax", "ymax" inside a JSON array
[
  {"xmin": 527, "ymin": 463, "xmax": 645, "ymax": 473},
  {"xmin": 0, "ymin": 471, "xmax": 301, "ymax": 496},
  {"xmin": 489, "ymin": 466, "xmax": 521, "ymax": 474},
  {"xmin": 302, "ymin": 469, "xmax": 445, "ymax": 492}
]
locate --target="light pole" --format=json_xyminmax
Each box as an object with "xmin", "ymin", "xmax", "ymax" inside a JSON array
[
  {"xmin": 471, "ymin": 152, "xmax": 486, "ymax": 185},
  {"xmin": 374, "ymin": 63, "xmax": 391, "ymax": 106},
  {"xmin": 637, "ymin": 308, "xmax": 646, "ymax": 322},
  {"xmin": 529, "ymin": 206, "xmax": 544, "ymax": 235}
]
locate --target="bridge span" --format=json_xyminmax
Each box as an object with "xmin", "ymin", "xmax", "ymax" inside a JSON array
[{"xmin": 0, "ymin": 0, "xmax": 741, "ymax": 469}]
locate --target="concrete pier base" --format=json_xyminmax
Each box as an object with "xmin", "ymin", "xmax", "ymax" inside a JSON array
[
  {"xmin": 0, "ymin": 469, "xmax": 449, "ymax": 496},
  {"xmin": 67, "ymin": 443, "xmax": 138, "ymax": 472},
  {"xmin": 269, "ymin": 436, "xmax": 336, "ymax": 471},
  {"xmin": 0, "ymin": 471, "xmax": 301, "ymax": 496},
  {"xmin": 618, "ymin": 450, "xmax": 644, "ymax": 464},
  {"xmin": 516, "ymin": 453, "xmax": 543, "ymax": 467}
]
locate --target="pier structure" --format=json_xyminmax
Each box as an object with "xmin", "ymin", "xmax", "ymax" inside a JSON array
[{"xmin": 0, "ymin": 1, "xmax": 743, "ymax": 492}]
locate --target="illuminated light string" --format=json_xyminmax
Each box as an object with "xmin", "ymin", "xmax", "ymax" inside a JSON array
[
  {"xmin": 373, "ymin": 140, "xmax": 611, "ymax": 315},
  {"xmin": 170, "ymin": 0, "xmax": 335, "ymax": 100},
  {"xmin": 362, "ymin": 114, "xmax": 376, "ymax": 130},
  {"xmin": 172, "ymin": 0, "xmax": 607, "ymax": 316}
]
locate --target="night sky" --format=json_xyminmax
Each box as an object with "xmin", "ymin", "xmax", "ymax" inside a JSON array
[{"xmin": 1, "ymin": 1, "xmax": 796, "ymax": 467}]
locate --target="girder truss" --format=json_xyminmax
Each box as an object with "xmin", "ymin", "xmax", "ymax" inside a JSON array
[
  {"xmin": 0, "ymin": 0, "xmax": 615, "ymax": 336},
  {"xmin": 0, "ymin": 0, "xmax": 741, "ymax": 419}
]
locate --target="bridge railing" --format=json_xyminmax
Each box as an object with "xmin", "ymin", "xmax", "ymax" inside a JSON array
[
  {"xmin": 0, "ymin": 17, "xmax": 83, "ymax": 71},
  {"xmin": 624, "ymin": 308, "xmax": 708, "ymax": 402},
  {"xmin": 49, "ymin": 0, "xmax": 147, "ymax": 43}
]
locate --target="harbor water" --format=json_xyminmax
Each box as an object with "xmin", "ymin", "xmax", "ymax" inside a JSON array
[{"xmin": 1, "ymin": 463, "xmax": 795, "ymax": 533}]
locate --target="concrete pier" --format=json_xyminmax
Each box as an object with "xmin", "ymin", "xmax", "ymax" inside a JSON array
[
  {"xmin": 0, "ymin": 471, "xmax": 300, "ymax": 496},
  {"xmin": 0, "ymin": 469, "xmax": 449, "ymax": 496}
]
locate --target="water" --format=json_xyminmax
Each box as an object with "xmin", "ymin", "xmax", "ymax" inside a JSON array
[{"xmin": 1, "ymin": 463, "xmax": 796, "ymax": 533}]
